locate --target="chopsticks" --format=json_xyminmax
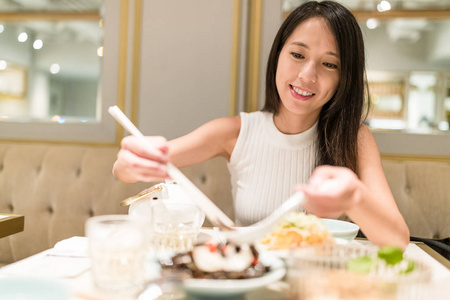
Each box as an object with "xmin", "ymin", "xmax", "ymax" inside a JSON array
[{"xmin": 108, "ymin": 106, "xmax": 235, "ymax": 229}]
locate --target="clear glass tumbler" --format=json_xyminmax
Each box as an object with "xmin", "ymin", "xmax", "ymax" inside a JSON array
[
  {"xmin": 150, "ymin": 202, "xmax": 204, "ymax": 253},
  {"xmin": 86, "ymin": 214, "xmax": 147, "ymax": 295}
]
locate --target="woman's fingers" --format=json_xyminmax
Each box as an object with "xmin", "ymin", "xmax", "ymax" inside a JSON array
[
  {"xmin": 300, "ymin": 166, "xmax": 362, "ymax": 217},
  {"xmin": 118, "ymin": 148, "xmax": 169, "ymax": 181},
  {"xmin": 121, "ymin": 136, "xmax": 169, "ymax": 164},
  {"xmin": 113, "ymin": 136, "xmax": 171, "ymax": 182}
]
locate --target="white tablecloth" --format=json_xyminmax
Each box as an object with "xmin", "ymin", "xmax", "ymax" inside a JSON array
[{"xmin": 0, "ymin": 236, "xmax": 449, "ymax": 300}]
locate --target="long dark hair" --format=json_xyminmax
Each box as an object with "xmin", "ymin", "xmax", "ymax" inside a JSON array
[{"xmin": 262, "ymin": 0, "xmax": 370, "ymax": 174}]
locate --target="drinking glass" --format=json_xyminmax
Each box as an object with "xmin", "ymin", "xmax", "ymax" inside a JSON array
[
  {"xmin": 150, "ymin": 202, "xmax": 204, "ymax": 253},
  {"xmin": 86, "ymin": 214, "xmax": 147, "ymax": 295}
]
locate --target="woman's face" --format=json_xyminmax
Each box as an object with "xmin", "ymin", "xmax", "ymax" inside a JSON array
[{"xmin": 276, "ymin": 17, "xmax": 340, "ymax": 122}]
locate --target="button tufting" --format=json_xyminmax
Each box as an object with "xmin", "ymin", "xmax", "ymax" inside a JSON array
[
  {"xmin": 36, "ymin": 165, "xmax": 42, "ymax": 174},
  {"xmin": 200, "ymin": 175, "xmax": 207, "ymax": 184},
  {"xmin": 432, "ymin": 233, "xmax": 440, "ymax": 239},
  {"xmin": 89, "ymin": 209, "xmax": 95, "ymax": 217},
  {"xmin": 76, "ymin": 168, "xmax": 82, "ymax": 177},
  {"xmin": 0, "ymin": 164, "xmax": 3, "ymax": 172},
  {"xmin": 8, "ymin": 203, "xmax": 13, "ymax": 212},
  {"xmin": 48, "ymin": 206, "xmax": 54, "ymax": 214},
  {"xmin": 404, "ymin": 186, "xmax": 411, "ymax": 194}
]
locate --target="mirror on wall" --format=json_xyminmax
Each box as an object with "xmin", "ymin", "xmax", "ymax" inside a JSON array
[
  {"xmin": 0, "ymin": 0, "xmax": 103, "ymax": 124},
  {"xmin": 282, "ymin": 0, "xmax": 450, "ymax": 134}
]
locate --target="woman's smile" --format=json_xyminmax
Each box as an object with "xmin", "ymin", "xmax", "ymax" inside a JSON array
[{"xmin": 290, "ymin": 85, "xmax": 315, "ymax": 100}]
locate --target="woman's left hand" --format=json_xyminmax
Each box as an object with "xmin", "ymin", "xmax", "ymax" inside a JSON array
[{"xmin": 298, "ymin": 165, "xmax": 363, "ymax": 218}]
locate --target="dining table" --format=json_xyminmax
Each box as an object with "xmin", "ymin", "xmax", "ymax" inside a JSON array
[{"xmin": 0, "ymin": 233, "xmax": 449, "ymax": 300}]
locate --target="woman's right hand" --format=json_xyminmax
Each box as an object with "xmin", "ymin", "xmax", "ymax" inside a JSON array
[{"xmin": 112, "ymin": 135, "xmax": 170, "ymax": 183}]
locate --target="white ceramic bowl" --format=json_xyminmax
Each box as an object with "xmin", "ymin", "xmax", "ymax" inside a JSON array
[
  {"xmin": 181, "ymin": 252, "xmax": 286, "ymax": 300},
  {"xmin": 320, "ymin": 218, "xmax": 360, "ymax": 243}
]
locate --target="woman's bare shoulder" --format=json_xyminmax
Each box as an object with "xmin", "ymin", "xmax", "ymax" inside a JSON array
[
  {"xmin": 208, "ymin": 115, "xmax": 241, "ymax": 136},
  {"xmin": 358, "ymin": 124, "xmax": 377, "ymax": 144},
  {"xmin": 357, "ymin": 124, "xmax": 382, "ymax": 168}
]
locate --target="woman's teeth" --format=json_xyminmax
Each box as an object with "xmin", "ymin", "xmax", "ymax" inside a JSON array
[{"xmin": 292, "ymin": 86, "xmax": 313, "ymax": 96}]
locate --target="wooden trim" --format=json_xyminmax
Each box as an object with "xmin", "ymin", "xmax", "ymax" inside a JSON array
[
  {"xmin": 284, "ymin": 9, "xmax": 450, "ymax": 21},
  {"xmin": 0, "ymin": 214, "xmax": 24, "ymax": 239},
  {"xmin": 115, "ymin": 0, "xmax": 129, "ymax": 145},
  {"xmin": 244, "ymin": 0, "xmax": 263, "ymax": 113},
  {"xmin": 0, "ymin": 138, "xmax": 118, "ymax": 147},
  {"xmin": 229, "ymin": 0, "xmax": 242, "ymax": 117},
  {"xmin": 352, "ymin": 9, "xmax": 450, "ymax": 21},
  {"xmin": 381, "ymin": 154, "xmax": 450, "ymax": 163},
  {"xmin": 131, "ymin": 0, "xmax": 143, "ymax": 126},
  {"xmin": 0, "ymin": 11, "xmax": 100, "ymax": 21}
]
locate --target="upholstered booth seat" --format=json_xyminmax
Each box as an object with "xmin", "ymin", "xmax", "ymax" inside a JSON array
[{"xmin": 382, "ymin": 160, "xmax": 450, "ymax": 239}]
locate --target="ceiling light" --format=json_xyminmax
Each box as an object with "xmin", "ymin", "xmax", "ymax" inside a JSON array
[
  {"xmin": 50, "ymin": 63, "xmax": 60, "ymax": 74},
  {"xmin": 0, "ymin": 60, "xmax": 7, "ymax": 70},
  {"xmin": 377, "ymin": 1, "xmax": 391, "ymax": 12},
  {"xmin": 18, "ymin": 32, "xmax": 28, "ymax": 42},
  {"xmin": 0, "ymin": 24, "xmax": 4, "ymax": 34},
  {"xmin": 33, "ymin": 39, "xmax": 43, "ymax": 50},
  {"xmin": 97, "ymin": 46, "xmax": 103, "ymax": 57},
  {"xmin": 366, "ymin": 18, "xmax": 380, "ymax": 29}
]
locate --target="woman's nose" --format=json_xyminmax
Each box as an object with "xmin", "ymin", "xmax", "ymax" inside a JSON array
[{"xmin": 298, "ymin": 61, "xmax": 317, "ymax": 83}]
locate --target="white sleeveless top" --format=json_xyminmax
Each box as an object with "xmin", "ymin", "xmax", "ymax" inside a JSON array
[{"xmin": 228, "ymin": 111, "xmax": 317, "ymax": 226}]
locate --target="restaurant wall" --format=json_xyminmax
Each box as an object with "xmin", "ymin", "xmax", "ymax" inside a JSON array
[{"xmin": 137, "ymin": 0, "xmax": 235, "ymax": 140}]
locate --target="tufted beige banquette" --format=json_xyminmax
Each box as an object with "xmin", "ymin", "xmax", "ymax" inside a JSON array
[
  {"xmin": 0, "ymin": 142, "xmax": 449, "ymax": 266},
  {"xmin": 382, "ymin": 159, "xmax": 450, "ymax": 240}
]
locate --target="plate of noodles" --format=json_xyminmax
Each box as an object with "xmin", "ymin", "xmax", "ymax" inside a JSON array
[{"xmin": 257, "ymin": 212, "xmax": 358, "ymax": 257}]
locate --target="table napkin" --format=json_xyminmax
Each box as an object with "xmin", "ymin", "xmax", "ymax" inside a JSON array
[{"xmin": 47, "ymin": 236, "xmax": 89, "ymax": 258}]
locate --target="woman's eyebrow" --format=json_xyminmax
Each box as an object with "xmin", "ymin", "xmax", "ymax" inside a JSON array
[{"xmin": 291, "ymin": 41, "xmax": 339, "ymax": 58}]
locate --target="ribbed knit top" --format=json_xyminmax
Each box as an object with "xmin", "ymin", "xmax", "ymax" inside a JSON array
[{"xmin": 228, "ymin": 111, "xmax": 317, "ymax": 226}]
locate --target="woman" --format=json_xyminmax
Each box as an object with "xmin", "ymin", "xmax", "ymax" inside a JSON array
[{"xmin": 113, "ymin": 1, "xmax": 409, "ymax": 249}]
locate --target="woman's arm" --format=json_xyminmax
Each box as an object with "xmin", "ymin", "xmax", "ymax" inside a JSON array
[
  {"xmin": 112, "ymin": 115, "xmax": 240, "ymax": 183},
  {"xmin": 301, "ymin": 125, "xmax": 410, "ymax": 250},
  {"xmin": 349, "ymin": 125, "xmax": 410, "ymax": 249}
]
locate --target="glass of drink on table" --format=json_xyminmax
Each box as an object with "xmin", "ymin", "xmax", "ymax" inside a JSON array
[
  {"xmin": 150, "ymin": 202, "xmax": 204, "ymax": 253},
  {"xmin": 86, "ymin": 214, "xmax": 147, "ymax": 295}
]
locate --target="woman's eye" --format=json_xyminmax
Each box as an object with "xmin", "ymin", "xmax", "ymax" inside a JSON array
[
  {"xmin": 323, "ymin": 62, "xmax": 338, "ymax": 69},
  {"xmin": 290, "ymin": 52, "xmax": 304, "ymax": 59}
]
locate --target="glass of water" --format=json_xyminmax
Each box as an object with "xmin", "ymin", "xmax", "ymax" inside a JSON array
[
  {"xmin": 86, "ymin": 214, "xmax": 147, "ymax": 295},
  {"xmin": 150, "ymin": 202, "xmax": 204, "ymax": 253}
]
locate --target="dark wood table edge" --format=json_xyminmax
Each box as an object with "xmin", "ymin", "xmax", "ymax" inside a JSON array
[{"xmin": 0, "ymin": 214, "xmax": 25, "ymax": 239}]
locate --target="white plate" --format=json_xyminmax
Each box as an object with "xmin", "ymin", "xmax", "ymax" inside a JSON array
[
  {"xmin": 0, "ymin": 277, "xmax": 72, "ymax": 300},
  {"xmin": 181, "ymin": 252, "xmax": 286, "ymax": 300}
]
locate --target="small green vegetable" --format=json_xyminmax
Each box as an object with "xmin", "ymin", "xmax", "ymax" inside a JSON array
[
  {"xmin": 377, "ymin": 246, "xmax": 404, "ymax": 265},
  {"xmin": 346, "ymin": 256, "xmax": 374, "ymax": 274},
  {"xmin": 399, "ymin": 259, "xmax": 416, "ymax": 274}
]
